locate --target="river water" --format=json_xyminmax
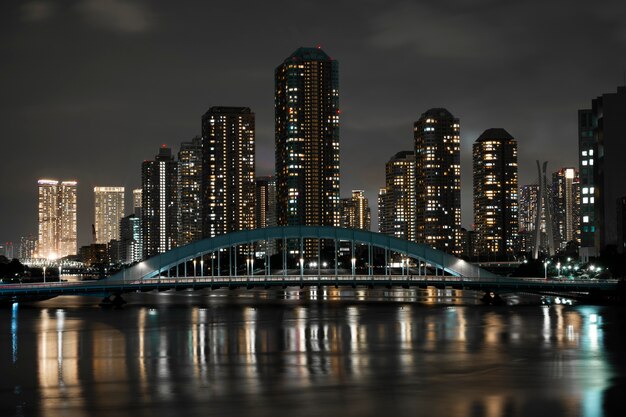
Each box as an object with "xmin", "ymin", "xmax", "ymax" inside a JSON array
[{"xmin": 0, "ymin": 289, "xmax": 624, "ymax": 417}]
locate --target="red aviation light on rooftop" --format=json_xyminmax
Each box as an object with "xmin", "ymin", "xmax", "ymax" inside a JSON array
[
  {"xmin": 161, "ymin": 144, "xmax": 167, "ymax": 148},
  {"xmin": 316, "ymin": 44, "xmax": 322, "ymax": 49}
]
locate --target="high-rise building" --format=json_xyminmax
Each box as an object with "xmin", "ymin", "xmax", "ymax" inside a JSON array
[
  {"xmin": 202, "ymin": 107, "xmax": 256, "ymax": 237},
  {"xmin": 119, "ymin": 214, "xmax": 142, "ymax": 264},
  {"xmin": 414, "ymin": 108, "xmax": 461, "ymax": 255},
  {"xmin": 275, "ymin": 47, "xmax": 340, "ymax": 238},
  {"xmin": 94, "ymin": 187, "xmax": 125, "ymax": 244},
  {"xmin": 578, "ymin": 109, "xmax": 596, "ymax": 259},
  {"xmin": 178, "ymin": 136, "xmax": 203, "ymax": 245},
  {"xmin": 36, "ymin": 179, "xmax": 77, "ymax": 259},
  {"xmin": 141, "ymin": 146, "xmax": 178, "ymax": 258},
  {"xmin": 255, "ymin": 176, "xmax": 277, "ymax": 256},
  {"xmin": 518, "ymin": 184, "xmax": 539, "ymax": 253},
  {"xmin": 256, "ymin": 176, "xmax": 276, "ymax": 229},
  {"xmin": 379, "ymin": 151, "xmax": 416, "ymax": 241},
  {"xmin": 377, "ymin": 188, "xmax": 387, "ymax": 234},
  {"xmin": 580, "ymin": 86, "xmax": 626, "ymax": 255},
  {"xmin": 132, "ymin": 188, "xmax": 142, "ymax": 217},
  {"xmin": 340, "ymin": 190, "xmax": 371, "ymax": 230},
  {"xmin": 18, "ymin": 235, "xmax": 37, "ymax": 260},
  {"xmin": 551, "ymin": 168, "xmax": 580, "ymax": 248},
  {"xmin": 472, "ymin": 129, "xmax": 518, "ymax": 258}
]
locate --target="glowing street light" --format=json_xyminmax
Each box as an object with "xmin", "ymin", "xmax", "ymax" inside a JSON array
[
  {"xmin": 351, "ymin": 257, "xmax": 356, "ymax": 276},
  {"xmin": 557, "ymin": 262, "xmax": 561, "ymax": 277},
  {"xmin": 544, "ymin": 260, "xmax": 550, "ymax": 279},
  {"xmin": 300, "ymin": 258, "xmax": 304, "ymax": 278},
  {"xmin": 193, "ymin": 259, "xmax": 197, "ymax": 277},
  {"xmin": 200, "ymin": 259, "xmax": 204, "ymax": 278},
  {"xmin": 43, "ymin": 266, "xmax": 47, "ymax": 284}
]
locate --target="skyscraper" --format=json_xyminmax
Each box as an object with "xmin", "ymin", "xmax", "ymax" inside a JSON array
[
  {"xmin": 414, "ymin": 108, "xmax": 461, "ymax": 255},
  {"xmin": 18, "ymin": 235, "xmax": 37, "ymax": 260},
  {"xmin": 178, "ymin": 136, "xmax": 203, "ymax": 245},
  {"xmin": 202, "ymin": 107, "xmax": 256, "ymax": 237},
  {"xmin": 94, "ymin": 187, "xmax": 125, "ymax": 244},
  {"xmin": 36, "ymin": 179, "xmax": 77, "ymax": 259},
  {"xmin": 119, "ymin": 214, "xmax": 142, "ymax": 264},
  {"xmin": 256, "ymin": 176, "xmax": 276, "ymax": 229},
  {"xmin": 340, "ymin": 190, "xmax": 371, "ymax": 231},
  {"xmin": 578, "ymin": 109, "xmax": 596, "ymax": 259},
  {"xmin": 379, "ymin": 151, "xmax": 416, "ymax": 241},
  {"xmin": 472, "ymin": 128, "xmax": 518, "ymax": 258},
  {"xmin": 141, "ymin": 146, "xmax": 178, "ymax": 258},
  {"xmin": 256, "ymin": 176, "xmax": 277, "ymax": 256},
  {"xmin": 275, "ymin": 47, "xmax": 340, "ymax": 236},
  {"xmin": 580, "ymin": 86, "xmax": 626, "ymax": 255},
  {"xmin": 551, "ymin": 168, "xmax": 580, "ymax": 248},
  {"xmin": 518, "ymin": 184, "xmax": 539, "ymax": 253},
  {"xmin": 132, "ymin": 188, "xmax": 142, "ymax": 217}
]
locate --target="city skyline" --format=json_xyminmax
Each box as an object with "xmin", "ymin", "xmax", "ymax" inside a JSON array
[{"xmin": 2, "ymin": 1, "xmax": 626, "ymax": 247}]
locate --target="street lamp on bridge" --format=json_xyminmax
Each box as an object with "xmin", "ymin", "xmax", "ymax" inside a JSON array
[{"xmin": 544, "ymin": 260, "xmax": 550, "ymax": 279}]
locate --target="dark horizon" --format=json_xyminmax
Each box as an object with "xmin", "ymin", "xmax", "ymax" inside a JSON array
[{"xmin": 2, "ymin": 0, "xmax": 626, "ymax": 247}]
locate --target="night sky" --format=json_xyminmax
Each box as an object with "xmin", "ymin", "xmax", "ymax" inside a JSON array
[{"xmin": 2, "ymin": 0, "xmax": 626, "ymax": 247}]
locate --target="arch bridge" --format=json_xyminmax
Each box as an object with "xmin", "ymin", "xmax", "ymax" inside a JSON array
[{"xmin": 109, "ymin": 226, "xmax": 496, "ymax": 282}]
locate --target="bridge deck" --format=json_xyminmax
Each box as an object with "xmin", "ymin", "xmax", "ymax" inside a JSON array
[{"xmin": 0, "ymin": 275, "xmax": 618, "ymax": 299}]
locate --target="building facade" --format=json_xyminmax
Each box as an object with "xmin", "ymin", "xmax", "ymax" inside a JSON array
[
  {"xmin": 141, "ymin": 146, "xmax": 178, "ymax": 258},
  {"xmin": 551, "ymin": 168, "xmax": 580, "ymax": 249},
  {"xmin": 472, "ymin": 129, "xmax": 518, "ymax": 258},
  {"xmin": 202, "ymin": 107, "xmax": 256, "ymax": 237},
  {"xmin": 340, "ymin": 190, "xmax": 371, "ymax": 231},
  {"xmin": 36, "ymin": 179, "xmax": 77, "ymax": 259},
  {"xmin": 414, "ymin": 108, "xmax": 461, "ymax": 255},
  {"xmin": 379, "ymin": 151, "xmax": 416, "ymax": 241},
  {"xmin": 581, "ymin": 86, "xmax": 626, "ymax": 255},
  {"xmin": 518, "ymin": 184, "xmax": 539, "ymax": 253},
  {"xmin": 94, "ymin": 187, "xmax": 125, "ymax": 244},
  {"xmin": 178, "ymin": 136, "xmax": 203, "ymax": 245},
  {"xmin": 578, "ymin": 109, "xmax": 595, "ymax": 258},
  {"xmin": 119, "ymin": 214, "xmax": 142, "ymax": 264},
  {"xmin": 275, "ymin": 47, "xmax": 340, "ymax": 234}
]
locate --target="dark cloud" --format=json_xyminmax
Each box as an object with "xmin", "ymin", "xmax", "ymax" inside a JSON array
[
  {"xmin": 76, "ymin": 0, "xmax": 154, "ymax": 33},
  {"xmin": 21, "ymin": 1, "xmax": 55, "ymax": 22},
  {"xmin": 1, "ymin": 0, "xmax": 625, "ymax": 247}
]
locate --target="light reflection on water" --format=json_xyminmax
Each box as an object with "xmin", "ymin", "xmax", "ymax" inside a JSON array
[{"xmin": 0, "ymin": 292, "xmax": 623, "ymax": 417}]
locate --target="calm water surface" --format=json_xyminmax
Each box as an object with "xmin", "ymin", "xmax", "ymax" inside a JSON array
[{"xmin": 0, "ymin": 289, "xmax": 624, "ymax": 417}]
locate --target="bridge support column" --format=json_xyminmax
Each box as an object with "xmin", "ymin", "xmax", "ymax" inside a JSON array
[
  {"xmin": 334, "ymin": 239, "xmax": 338, "ymax": 276},
  {"xmin": 385, "ymin": 248, "xmax": 388, "ymax": 276},
  {"xmin": 283, "ymin": 238, "xmax": 287, "ymax": 276},
  {"xmin": 368, "ymin": 243, "xmax": 372, "ymax": 276},
  {"xmin": 234, "ymin": 245, "xmax": 238, "ymax": 276},
  {"xmin": 229, "ymin": 246, "xmax": 232, "ymax": 277}
]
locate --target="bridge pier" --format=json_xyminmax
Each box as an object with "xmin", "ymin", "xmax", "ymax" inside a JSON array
[
  {"xmin": 481, "ymin": 291, "xmax": 505, "ymax": 306},
  {"xmin": 99, "ymin": 293, "xmax": 127, "ymax": 308}
]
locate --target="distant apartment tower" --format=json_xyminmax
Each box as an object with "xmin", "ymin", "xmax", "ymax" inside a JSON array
[
  {"xmin": 141, "ymin": 146, "xmax": 178, "ymax": 258},
  {"xmin": 472, "ymin": 129, "xmax": 518, "ymax": 258},
  {"xmin": 94, "ymin": 187, "xmax": 125, "ymax": 244},
  {"xmin": 580, "ymin": 86, "xmax": 626, "ymax": 255},
  {"xmin": 518, "ymin": 184, "xmax": 539, "ymax": 252},
  {"xmin": 178, "ymin": 136, "xmax": 203, "ymax": 245},
  {"xmin": 340, "ymin": 190, "xmax": 371, "ymax": 230},
  {"xmin": 379, "ymin": 151, "xmax": 416, "ymax": 241},
  {"xmin": 551, "ymin": 168, "xmax": 580, "ymax": 248},
  {"xmin": 202, "ymin": 107, "xmax": 256, "ymax": 237},
  {"xmin": 36, "ymin": 179, "xmax": 77, "ymax": 259},
  {"xmin": 377, "ymin": 188, "xmax": 387, "ymax": 234},
  {"xmin": 256, "ymin": 176, "xmax": 277, "ymax": 229},
  {"xmin": 275, "ymin": 47, "xmax": 340, "ymax": 234},
  {"xmin": 414, "ymin": 108, "xmax": 461, "ymax": 254},
  {"xmin": 132, "ymin": 188, "xmax": 142, "ymax": 217},
  {"xmin": 18, "ymin": 235, "xmax": 37, "ymax": 260},
  {"xmin": 119, "ymin": 214, "xmax": 142, "ymax": 264},
  {"xmin": 256, "ymin": 176, "xmax": 277, "ymax": 256}
]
